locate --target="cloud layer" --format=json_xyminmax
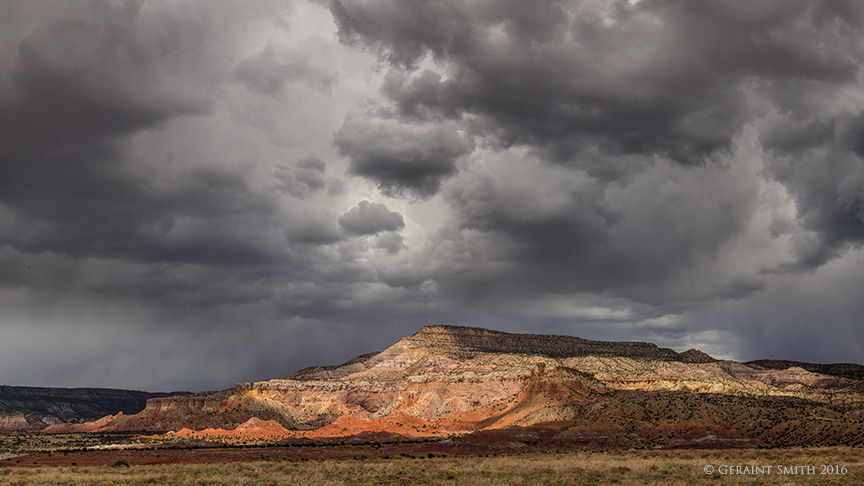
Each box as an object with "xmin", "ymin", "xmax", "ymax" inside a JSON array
[{"xmin": 0, "ymin": 0, "xmax": 862, "ymax": 391}]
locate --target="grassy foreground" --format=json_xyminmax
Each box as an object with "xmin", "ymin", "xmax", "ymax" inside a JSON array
[{"xmin": 0, "ymin": 448, "xmax": 862, "ymax": 485}]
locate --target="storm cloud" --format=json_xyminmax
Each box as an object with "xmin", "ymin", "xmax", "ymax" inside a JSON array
[
  {"xmin": 274, "ymin": 156, "xmax": 328, "ymax": 199},
  {"xmin": 335, "ymin": 115, "xmax": 473, "ymax": 198},
  {"xmin": 332, "ymin": 0, "xmax": 864, "ymax": 295},
  {"xmin": 1, "ymin": 0, "xmax": 863, "ymax": 391},
  {"xmin": 332, "ymin": 0, "xmax": 862, "ymax": 164},
  {"xmin": 339, "ymin": 201, "xmax": 405, "ymax": 236}
]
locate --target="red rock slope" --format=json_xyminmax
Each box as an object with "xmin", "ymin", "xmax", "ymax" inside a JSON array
[{"xmin": 50, "ymin": 325, "xmax": 864, "ymax": 447}]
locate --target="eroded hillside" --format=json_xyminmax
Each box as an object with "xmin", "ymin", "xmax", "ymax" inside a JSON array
[{"xmin": 40, "ymin": 326, "xmax": 864, "ymax": 448}]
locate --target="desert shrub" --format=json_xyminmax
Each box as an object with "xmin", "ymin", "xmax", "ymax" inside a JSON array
[{"xmin": 110, "ymin": 457, "xmax": 130, "ymax": 468}]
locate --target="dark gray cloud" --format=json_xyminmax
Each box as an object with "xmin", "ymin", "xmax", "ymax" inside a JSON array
[
  {"xmin": 274, "ymin": 156, "xmax": 328, "ymax": 199},
  {"xmin": 332, "ymin": 0, "xmax": 864, "ymax": 270},
  {"xmin": 0, "ymin": 1, "xmax": 262, "ymax": 265},
  {"xmin": 332, "ymin": 0, "xmax": 755, "ymax": 166},
  {"xmin": 334, "ymin": 115, "xmax": 473, "ymax": 197},
  {"xmin": 327, "ymin": 0, "xmax": 864, "ymax": 366},
  {"xmin": 674, "ymin": 248, "xmax": 864, "ymax": 365},
  {"xmin": 0, "ymin": 1, "xmax": 357, "ymax": 389},
  {"xmin": 373, "ymin": 231, "xmax": 406, "ymax": 255},
  {"xmin": 1, "ymin": 0, "xmax": 864, "ymax": 392},
  {"xmin": 392, "ymin": 149, "xmax": 763, "ymax": 309},
  {"xmin": 338, "ymin": 201, "xmax": 405, "ymax": 235},
  {"xmin": 235, "ymin": 45, "xmax": 335, "ymax": 96},
  {"xmin": 289, "ymin": 214, "xmax": 344, "ymax": 245},
  {"xmin": 769, "ymin": 149, "xmax": 864, "ymax": 269}
]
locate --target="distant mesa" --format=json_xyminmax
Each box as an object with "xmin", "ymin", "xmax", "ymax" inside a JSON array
[
  {"xmin": 403, "ymin": 325, "xmax": 714, "ymax": 361},
  {"xmin": 3, "ymin": 325, "xmax": 863, "ymax": 450},
  {"xmin": 746, "ymin": 359, "xmax": 864, "ymax": 381},
  {"xmin": 0, "ymin": 386, "xmax": 182, "ymax": 433}
]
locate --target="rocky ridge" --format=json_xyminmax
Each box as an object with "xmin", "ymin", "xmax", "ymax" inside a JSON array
[
  {"xmin": 25, "ymin": 326, "xmax": 864, "ymax": 448},
  {"xmin": 746, "ymin": 360, "xmax": 864, "ymax": 381},
  {"xmin": 0, "ymin": 386, "xmax": 182, "ymax": 432}
]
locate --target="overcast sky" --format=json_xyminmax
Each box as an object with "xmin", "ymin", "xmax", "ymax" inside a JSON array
[{"xmin": 1, "ymin": 0, "xmax": 863, "ymax": 392}]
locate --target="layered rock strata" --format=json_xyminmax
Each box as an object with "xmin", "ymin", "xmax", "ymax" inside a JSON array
[{"xmin": 32, "ymin": 326, "xmax": 864, "ymax": 447}]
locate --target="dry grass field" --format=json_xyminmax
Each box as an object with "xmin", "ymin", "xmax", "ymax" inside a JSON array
[{"xmin": 0, "ymin": 447, "xmax": 862, "ymax": 485}]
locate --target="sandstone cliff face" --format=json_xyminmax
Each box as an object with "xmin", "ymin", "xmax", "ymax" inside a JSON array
[
  {"xmin": 34, "ymin": 325, "xmax": 864, "ymax": 448},
  {"xmin": 0, "ymin": 386, "xmax": 182, "ymax": 432}
]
